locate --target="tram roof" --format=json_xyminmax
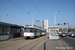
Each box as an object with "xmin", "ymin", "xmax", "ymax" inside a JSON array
[
  {"xmin": 24, "ymin": 26, "xmax": 42, "ymax": 30},
  {"xmin": 42, "ymin": 29, "xmax": 46, "ymax": 31},
  {"xmin": 0, "ymin": 22, "xmax": 24, "ymax": 28}
]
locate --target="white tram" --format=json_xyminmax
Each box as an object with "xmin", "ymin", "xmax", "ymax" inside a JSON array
[
  {"xmin": 23, "ymin": 26, "xmax": 42, "ymax": 38},
  {"xmin": 41, "ymin": 29, "xmax": 47, "ymax": 36}
]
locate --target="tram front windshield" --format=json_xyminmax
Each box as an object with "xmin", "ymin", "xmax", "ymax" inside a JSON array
[{"xmin": 24, "ymin": 28, "xmax": 34, "ymax": 32}]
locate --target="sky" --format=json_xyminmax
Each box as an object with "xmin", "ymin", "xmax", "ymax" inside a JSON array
[{"xmin": 0, "ymin": 0, "xmax": 75, "ymax": 28}]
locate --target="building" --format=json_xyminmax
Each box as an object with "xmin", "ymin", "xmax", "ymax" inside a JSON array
[
  {"xmin": 0, "ymin": 22, "xmax": 24, "ymax": 40},
  {"xmin": 43, "ymin": 19, "xmax": 48, "ymax": 33}
]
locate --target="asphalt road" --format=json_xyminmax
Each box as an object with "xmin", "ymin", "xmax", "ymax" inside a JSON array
[{"xmin": 60, "ymin": 36, "xmax": 75, "ymax": 50}]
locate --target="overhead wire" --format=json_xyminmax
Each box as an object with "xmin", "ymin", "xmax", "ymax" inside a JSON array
[
  {"xmin": 8, "ymin": 0, "xmax": 33, "ymax": 26},
  {"xmin": 8, "ymin": 0, "xmax": 44, "ymax": 26},
  {"xmin": 30, "ymin": 0, "xmax": 45, "ymax": 19},
  {"xmin": 8, "ymin": 0, "xmax": 28, "ymax": 14}
]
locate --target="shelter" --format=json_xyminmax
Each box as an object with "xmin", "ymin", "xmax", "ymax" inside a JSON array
[
  {"xmin": 0, "ymin": 22, "xmax": 24, "ymax": 40},
  {"xmin": 48, "ymin": 26, "xmax": 59, "ymax": 39}
]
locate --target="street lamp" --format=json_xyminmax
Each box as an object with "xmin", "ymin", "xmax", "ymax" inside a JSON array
[
  {"xmin": 3, "ymin": 14, "xmax": 8, "ymax": 22},
  {"xmin": 28, "ymin": 12, "xmax": 34, "ymax": 26},
  {"xmin": 54, "ymin": 11, "xmax": 60, "ymax": 26}
]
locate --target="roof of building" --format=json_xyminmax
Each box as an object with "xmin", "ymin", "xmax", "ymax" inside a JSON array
[{"xmin": 0, "ymin": 22, "xmax": 24, "ymax": 28}]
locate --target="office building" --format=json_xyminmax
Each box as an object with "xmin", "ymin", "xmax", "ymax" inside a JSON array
[{"xmin": 43, "ymin": 19, "xmax": 48, "ymax": 33}]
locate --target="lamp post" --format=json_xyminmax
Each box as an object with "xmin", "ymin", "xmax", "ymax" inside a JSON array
[
  {"xmin": 3, "ymin": 14, "xmax": 8, "ymax": 22},
  {"xmin": 28, "ymin": 12, "xmax": 34, "ymax": 26},
  {"xmin": 54, "ymin": 11, "xmax": 60, "ymax": 26}
]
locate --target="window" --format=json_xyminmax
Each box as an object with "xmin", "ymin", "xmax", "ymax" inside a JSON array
[
  {"xmin": 17, "ymin": 28, "xmax": 20, "ymax": 33},
  {"xmin": 14, "ymin": 28, "xmax": 17, "ymax": 33},
  {"xmin": 10, "ymin": 28, "xmax": 12, "ymax": 33},
  {"xmin": 34, "ymin": 29, "xmax": 37, "ymax": 32},
  {"xmin": 0, "ymin": 26, "xmax": 9, "ymax": 34},
  {"xmin": 0, "ymin": 26, "xmax": 2, "ymax": 34},
  {"xmin": 12, "ymin": 28, "xmax": 14, "ymax": 33},
  {"xmin": 6, "ymin": 27, "xmax": 9, "ymax": 34},
  {"xmin": 24, "ymin": 28, "xmax": 35, "ymax": 32},
  {"xmin": 17, "ymin": 28, "xmax": 19, "ymax": 33},
  {"xmin": 4, "ymin": 26, "xmax": 9, "ymax": 34},
  {"xmin": 24, "ymin": 28, "xmax": 30, "ymax": 32}
]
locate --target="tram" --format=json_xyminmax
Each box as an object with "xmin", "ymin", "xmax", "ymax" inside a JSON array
[
  {"xmin": 41, "ymin": 29, "xmax": 46, "ymax": 36},
  {"xmin": 23, "ymin": 25, "xmax": 43, "ymax": 38}
]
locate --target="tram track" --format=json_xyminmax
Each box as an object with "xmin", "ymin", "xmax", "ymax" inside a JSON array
[
  {"xmin": 0, "ymin": 38, "xmax": 36, "ymax": 50},
  {"xmin": 18, "ymin": 36, "xmax": 48, "ymax": 50},
  {"xmin": 0, "ymin": 35, "xmax": 48, "ymax": 50},
  {"xmin": 0, "ymin": 38, "xmax": 26, "ymax": 48},
  {"xmin": 0, "ymin": 38, "xmax": 25, "ymax": 45},
  {"xmin": 29, "ymin": 38, "xmax": 47, "ymax": 50}
]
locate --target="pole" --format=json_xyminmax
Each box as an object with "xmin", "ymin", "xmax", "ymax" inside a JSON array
[
  {"xmin": 3, "ymin": 14, "xmax": 8, "ymax": 22},
  {"xmin": 54, "ymin": 11, "xmax": 60, "ymax": 26},
  {"xmin": 67, "ymin": 23, "xmax": 69, "ymax": 29},
  {"xmin": 54, "ymin": 11, "xmax": 58, "ymax": 26},
  {"xmin": 31, "ymin": 13, "xmax": 33, "ymax": 26},
  {"xmin": 28, "ymin": 12, "xmax": 33, "ymax": 26}
]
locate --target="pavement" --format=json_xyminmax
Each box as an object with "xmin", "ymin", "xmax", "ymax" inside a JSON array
[
  {"xmin": 38, "ymin": 37, "xmax": 70, "ymax": 50},
  {"xmin": 60, "ymin": 36, "xmax": 75, "ymax": 50},
  {"xmin": 38, "ymin": 39, "xmax": 63, "ymax": 50},
  {"xmin": 0, "ymin": 36, "xmax": 48, "ymax": 50},
  {"xmin": 0, "ymin": 36, "xmax": 70, "ymax": 50}
]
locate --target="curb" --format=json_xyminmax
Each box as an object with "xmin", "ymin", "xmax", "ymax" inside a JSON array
[{"xmin": 9, "ymin": 37, "xmax": 24, "ymax": 41}]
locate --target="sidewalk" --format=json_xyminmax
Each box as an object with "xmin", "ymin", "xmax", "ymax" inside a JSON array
[
  {"xmin": 38, "ymin": 39, "xmax": 68, "ymax": 50},
  {"xmin": 0, "ymin": 37, "xmax": 24, "ymax": 41},
  {"xmin": 0, "ymin": 36, "xmax": 69, "ymax": 50},
  {"xmin": 0, "ymin": 37, "xmax": 24, "ymax": 46}
]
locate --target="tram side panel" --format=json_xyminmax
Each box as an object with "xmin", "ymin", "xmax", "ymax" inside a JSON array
[
  {"xmin": 24, "ymin": 32, "xmax": 35, "ymax": 38},
  {"xmin": 42, "ymin": 32, "xmax": 45, "ymax": 36}
]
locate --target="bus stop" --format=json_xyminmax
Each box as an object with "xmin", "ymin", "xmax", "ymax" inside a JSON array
[
  {"xmin": 48, "ymin": 26, "xmax": 59, "ymax": 39},
  {"xmin": 0, "ymin": 22, "xmax": 24, "ymax": 40}
]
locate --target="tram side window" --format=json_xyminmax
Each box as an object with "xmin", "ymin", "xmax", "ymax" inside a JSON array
[
  {"xmin": 0, "ymin": 26, "xmax": 2, "ymax": 34},
  {"xmin": 34, "ymin": 29, "xmax": 37, "ymax": 32},
  {"xmin": 36, "ymin": 29, "xmax": 39, "ymax": 32},
  {"xmin": 30, "ymin": 28, "xmax": 34, "ymax": 32}
]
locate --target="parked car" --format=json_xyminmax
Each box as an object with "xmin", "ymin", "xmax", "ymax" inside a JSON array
[
  {"xmin": 61, "ymin": 33, "xmax": 66, "ymax": 37},
  {"xmin": 72, "ymin": 33, "xmax": 75, "ymax": 38},
  {"xmin": 69, "ymin": 32, "xmax": 74, "ymax": 37},
  {"xmin": 69, "ymin": 33, "xmax": 75, "ymax": 37},
  {"xmin": 59, "ymin": 32, "xmax": 62, "ymax": 36}
]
